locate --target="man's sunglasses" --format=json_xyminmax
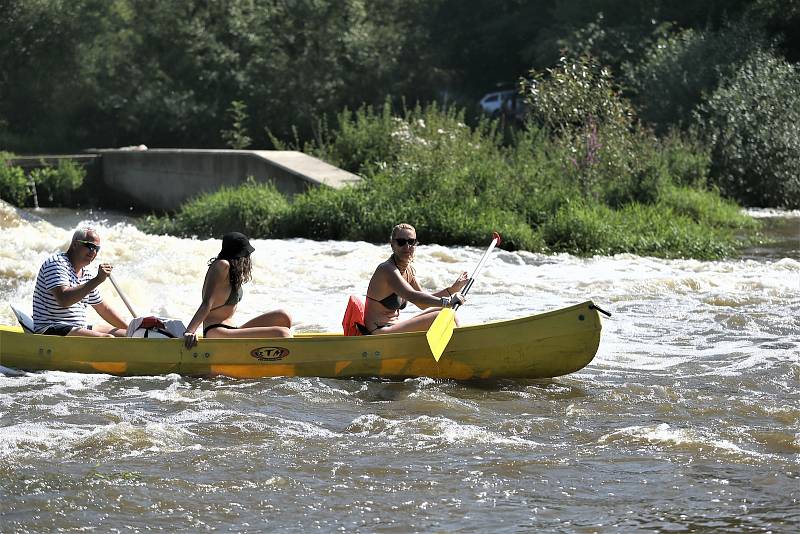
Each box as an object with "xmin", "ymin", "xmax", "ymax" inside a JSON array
[
  {"xmin": 394, "ymin": 238, "xmax": 418, "ymax": 247},
  {"xmin": 78, "ymin": 240, "xmax": 101, "ymax": 253}
]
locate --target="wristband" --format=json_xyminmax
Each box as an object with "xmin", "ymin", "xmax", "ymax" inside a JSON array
[{"xmin": 440, "ymin": 296, "xmax": 450, "ymax": 308}]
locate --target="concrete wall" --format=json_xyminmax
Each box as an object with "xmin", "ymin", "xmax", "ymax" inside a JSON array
[{"xmin": 98, "ymin": 149, "xmax": 360, "ymax": 211}]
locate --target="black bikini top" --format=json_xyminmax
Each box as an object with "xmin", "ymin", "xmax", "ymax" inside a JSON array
[
  {"xmin": 366, "ymin": 255, "xmax": 410, "ymax": 311},
  {"xmin": 210, "ymin": 284, "xmax": 243, "ymax": 311},
  {"xmin": 367, "ymin": 293, "xmax": 407, "ymax": 311}
]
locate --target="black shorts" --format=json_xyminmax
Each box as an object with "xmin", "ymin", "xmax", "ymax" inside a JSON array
[{"xmin": 39, "ymin": 324, "xmax": 90, "ymax": 336}]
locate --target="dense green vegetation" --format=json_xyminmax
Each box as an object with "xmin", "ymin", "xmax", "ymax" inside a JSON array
[
  {"xmin": 141, "ymin": 67, "xmax": 756, "ymax": 259},
  {"xmin": 2, "ymin": 0, "xmax": 797, "ymax": 256},
  {"xmin": 0, "ymin": 152, "xmax": 86, "ymax": 207}
]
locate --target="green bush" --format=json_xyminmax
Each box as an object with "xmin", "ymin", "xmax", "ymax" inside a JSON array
[
  {"xmin": 399, "ymin": 203, "xmax": 543, "ymax": 252},
  {"xmin": 541, "ymin": 201, "xmax": 739, "ymax": 259},
  {"xmin": 220, "ymin": 100, "xmax": 253, "ymax": 150},
  {"xmin": 541, "ymin": 202, "xmax": 617, "ymax": 255},
  {"xmin": 696, "ymin": 50, "xmax": 800, "ymax": 208},
  {"xmin": 658, "ymin": 185, "xmax": 757, "ymax": 229},
  {"xmin": 657, "ymin": 131, "xmax": 711, "ymax": 189},
  {"xmin": 282, "ymin": 181, "xmax": 543, "ymax": 251},
  {"xmin": 522, "ymin": 56, "xmax": 635, "ymax": 201},
  {"xmin": 281, "ymin": 185, "xmax": 369, "ymax": 241},
  {"xmin": 521, "ymin": 55, "xmax": 678, "ymax": 206},
  {"xmin": 29, "ymin": 158, "xmax": 85, "ymax": 206},
  {"xmin": 139, "ymin": 180, "xmax": 289, "ymax": 237},
  {"xmin": 304, "ymin": 100, "xmax": 404, "ymax": 175},
  {"xmin": 612, "ymin": 203, "xmax": 738, "ymax": 259},
  {"xmin": 0, "ymin": 152, "xmax": 30, "ymax": 206}
]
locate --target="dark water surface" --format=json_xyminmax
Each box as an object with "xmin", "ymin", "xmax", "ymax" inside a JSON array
[{"xmin": 1, "ymin": 206, "xmax": 798, "ymax": 532}]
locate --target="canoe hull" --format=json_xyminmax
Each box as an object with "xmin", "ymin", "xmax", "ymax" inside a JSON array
[{"xmin": 0, "ymin": 301, "xmax": 603, "ymax": 380}]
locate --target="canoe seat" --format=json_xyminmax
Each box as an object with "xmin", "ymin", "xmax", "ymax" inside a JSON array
[{"xmin": 9, "ymin": 304, "xmax": 35, "ymax": 334}]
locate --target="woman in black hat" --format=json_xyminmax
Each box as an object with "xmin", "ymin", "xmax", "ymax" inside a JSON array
[{"xmin": 183, "ymin": 232, "xmax": 292, "ymax": 348}]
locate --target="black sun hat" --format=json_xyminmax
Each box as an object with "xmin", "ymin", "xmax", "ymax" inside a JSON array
[{"xmin": 219, "ymin": 232, "xmax": 255, "ymax": 259}]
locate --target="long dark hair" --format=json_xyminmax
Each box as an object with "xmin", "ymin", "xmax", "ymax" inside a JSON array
[{"xmin": 207, "ymin": 255, "xmax": 253, "ymax": 289}]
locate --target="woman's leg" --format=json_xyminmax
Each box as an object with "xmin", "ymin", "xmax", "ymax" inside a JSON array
[
  {"xmin": 205, "ymin": 324, "xmax": 292, "ymax": 339},
  {"xmin": 374, "ymin": 307, "xmax": 459, "ymax": 335},
  {"xmin": 204, "ymin": 309, "xmax": 293, "ymax": 339},
  {"xmin": 240, "ymin": 308, "xmax": 292, "ymax": 329}
]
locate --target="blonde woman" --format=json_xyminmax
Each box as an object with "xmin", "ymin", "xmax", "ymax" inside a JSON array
[{"xmin": 362, "ymin": 223, "xmax": 467, "ymax": 334}]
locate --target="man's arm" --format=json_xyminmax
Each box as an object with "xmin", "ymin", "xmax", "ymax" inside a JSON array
[
  {"xmin": 51, "ymin": 279, "xmax": 103, "ymax": 307},
  {"xmin": 92, "ymin": 301, "xmax": 129, "ymax": 329},
  {"xmin": 50, "ymin": 263, "xmax": 112, "ymax": 307}
]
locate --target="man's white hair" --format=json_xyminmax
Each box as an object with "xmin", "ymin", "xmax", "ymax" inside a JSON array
[{"xmin": 71, "ymin": 227, "xmax": 96, "ymax": 242}]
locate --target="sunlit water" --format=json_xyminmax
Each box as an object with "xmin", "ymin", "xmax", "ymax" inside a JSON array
[{"xmin": 1, "ymin": 202, "xmax": 798, "ymax": 532}]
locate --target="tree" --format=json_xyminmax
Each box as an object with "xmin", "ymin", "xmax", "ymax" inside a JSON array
[{"xmin": 697, "ymin": 51, "xmax": 800, "ymax": 208}]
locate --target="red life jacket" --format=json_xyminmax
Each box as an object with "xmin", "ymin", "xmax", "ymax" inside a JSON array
[{"xmin": 342, "ymin": 295, "xmax": 366, "ymax": 336}]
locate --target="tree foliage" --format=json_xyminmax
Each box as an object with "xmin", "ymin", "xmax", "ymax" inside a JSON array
[
  {"xmin": 1, "ymin": 0, "xmax": 798, "ymax": 208},
  {"xmin": 696, "ymin": 51, "xmax": 800, "ymax": 208},
  {"xmin": 622, "ymin": 25, "xmax": 766, "ymax": 132}
]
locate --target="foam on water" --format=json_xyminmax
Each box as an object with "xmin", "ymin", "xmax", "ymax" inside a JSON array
[
  {"xmin": 272, "ymin": 417, "xmax": 340, "ymax": 440},
  {"xmin": 597, "ymin": 422, "xmax": 776, "ymax": 463},
  {"xmin": 0, "ymin": 420, "xmax": 198, "ymax": 460}
]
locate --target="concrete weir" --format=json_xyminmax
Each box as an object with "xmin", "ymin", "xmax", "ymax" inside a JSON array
[{"xmin": 98, "ymin": 149, "xmax": 360, "ymax": 211}]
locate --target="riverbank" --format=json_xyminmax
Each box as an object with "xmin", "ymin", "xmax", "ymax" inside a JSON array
[{"xmin": 138, "ymin": 180, "xmax": 759, "ymax": 260}]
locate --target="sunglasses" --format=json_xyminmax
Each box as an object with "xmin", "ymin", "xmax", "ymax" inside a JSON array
[
  {"xmin": 78, "ymin": 240, "xmax": 101, "ymax": 253},
  {"xmin": 394, "ymin": 238, "xmax": 418, "ymax": 247}
]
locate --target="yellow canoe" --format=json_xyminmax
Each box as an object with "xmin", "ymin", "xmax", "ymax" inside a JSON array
[{"xmin": 0, "ymin": 301, "xmax": 603, "ymax": 380}]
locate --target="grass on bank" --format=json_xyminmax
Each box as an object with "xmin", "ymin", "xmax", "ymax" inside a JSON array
[{"xmin": 138, "ymin": 176, "xmax": 754, "ymax": 261}]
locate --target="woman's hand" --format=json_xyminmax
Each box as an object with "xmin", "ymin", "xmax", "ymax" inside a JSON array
[
  {"xmin": 450, "ymin": 272, "xmax": 468, "ymax": 293},
  {"xmin": 448, "ymin": 292, "xmax": 466, "ymax": 308},
  {"xmin": 183, "ymin": 331, "xmax": 198, "ymax": 349}
]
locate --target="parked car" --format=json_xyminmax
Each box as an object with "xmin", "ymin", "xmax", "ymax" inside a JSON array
[
  {"xmin": 478, "ymin": 89, "xmax": 527, "ymax": 121},
  {"xmin": 478, "ymin": 90, "xmax": 516, "ymax": 115}
]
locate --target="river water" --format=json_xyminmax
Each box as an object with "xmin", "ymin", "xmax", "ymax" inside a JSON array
[{"xmin": 1, "ymin": 203, "xmax": 798, "ymax": 532}]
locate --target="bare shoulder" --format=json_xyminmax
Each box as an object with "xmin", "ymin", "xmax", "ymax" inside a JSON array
[
  {"xmin": 206, "ymin": 259, "xmax": 230, "ymax": 281},
  {"xmin": 374, "ymin": 258, "xmax": 397, "ymax": 277}
]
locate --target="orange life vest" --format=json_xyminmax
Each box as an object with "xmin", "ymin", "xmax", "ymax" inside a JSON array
[{"xmin": 342, "ymin": 295, "xmax": 366, "ymax": 336}]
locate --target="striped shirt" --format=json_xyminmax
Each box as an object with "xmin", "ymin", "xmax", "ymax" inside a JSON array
[{"xmin": 32, "ymin": 252, "xmax": 102, "ymax": 332}]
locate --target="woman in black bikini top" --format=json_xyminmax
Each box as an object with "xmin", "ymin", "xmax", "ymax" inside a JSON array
[
  {"xmin": 362, "ymin": 223, "xmax": 468, "ymax": 335},
  {"xmin": 366, "ymin": 256, "xmax": 409, "ymax": 311},
  {"xmin": 182, "ymin": 232, "xmax": 293, "ymax": 348}
]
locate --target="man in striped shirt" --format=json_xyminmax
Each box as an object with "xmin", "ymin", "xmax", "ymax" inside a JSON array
[{"xmin": 32, "ymin": 227, "xmax": 128, "ymax": 337}]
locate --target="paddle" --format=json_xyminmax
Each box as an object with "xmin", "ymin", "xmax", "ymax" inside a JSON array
[
  {"xmin": 426, "ymin": 232, "xmax": 501, "ymax": 361},
  {"xmin": 108, "ymin": 273, "xmax": 137, "ymax": 319}
]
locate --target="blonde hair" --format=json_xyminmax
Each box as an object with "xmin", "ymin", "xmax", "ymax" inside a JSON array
[{"xmin": 390, "ymin": 223, "xmax": 416, "ymax": 241}]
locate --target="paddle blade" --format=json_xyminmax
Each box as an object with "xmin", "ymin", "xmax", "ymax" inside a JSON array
[{"xmin": 426, "ymin": 308, "xmax": 457, "ymax": 362}]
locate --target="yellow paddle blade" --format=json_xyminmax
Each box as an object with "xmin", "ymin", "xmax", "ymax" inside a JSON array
[{"xmin": 426, "ymin": 308, "xmax": 457, "ymax": 361}]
